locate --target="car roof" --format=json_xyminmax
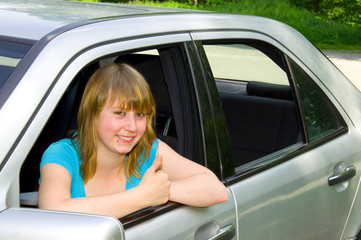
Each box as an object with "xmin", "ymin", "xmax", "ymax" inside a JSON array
[
  {"xmin": 1, "ymin": 0, "xmax": 341, "ymax": 96},
  {"xmin": 1, "ymin": 0, "xmax": 330, "ymax": 92},
  {"xmin": 0, "ymin": 0, "xmax": 198, "ymax": 41}
]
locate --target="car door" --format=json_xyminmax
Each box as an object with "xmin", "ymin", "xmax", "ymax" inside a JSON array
[
  {"xmin": 2, "ymin": 18, "xmax": 237, "ymax": 238},
  {"xmin": 112, "ymin": 42, "xmax": 237, "ymax": 240},
  {"xmin": 191, "ymin": 31, "xmax": 361, "ymax": 239}
]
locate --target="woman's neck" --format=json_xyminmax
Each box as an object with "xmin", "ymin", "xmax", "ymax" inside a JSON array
[
  {"xmin": 95, "ymin": 145, "xmax": 126, "ymax": 173},
  {"xmin": 84, "ymin": 149, "xmax": 127, "ymax": 196}
]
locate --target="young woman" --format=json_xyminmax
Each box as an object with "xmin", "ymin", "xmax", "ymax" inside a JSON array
[{"xmin": 38, "ymin": 63, "xmax": 228, "ymax": 218}]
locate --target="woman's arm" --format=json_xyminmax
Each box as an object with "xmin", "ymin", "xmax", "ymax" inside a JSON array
[
  {"xmin": 38, "ymin": 159, "xmax": 170, "ymax": 219},
  {"xmin": 38, "ymin": 140, "xmax": 227, "ymax": 218},
  {"xmin": 157, "ymin": 141, "xmax": 228, "ymax": 207}
]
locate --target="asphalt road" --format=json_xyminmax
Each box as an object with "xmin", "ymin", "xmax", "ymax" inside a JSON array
[{"xmin": 323, "ymin": 50, "xmax": 361, "ymax": 90}]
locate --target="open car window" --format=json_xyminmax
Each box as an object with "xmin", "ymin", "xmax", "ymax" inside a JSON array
[
  {"xmin": 19, "ymin": 44, "xmax": 202, "ymax": 226},
  {"xmin": 203, "ymin": 44, "xmax": 288, "ymax": 85}
]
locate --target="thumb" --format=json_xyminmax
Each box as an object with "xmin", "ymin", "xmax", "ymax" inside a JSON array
[{"xmin": 149, "ymin": 155, "xmax": 162, "ymax": 172}]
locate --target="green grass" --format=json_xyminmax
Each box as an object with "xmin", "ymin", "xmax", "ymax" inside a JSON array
[{"xmin": 80, "ymin": 0, "xmax": 361, "ymax": 50}]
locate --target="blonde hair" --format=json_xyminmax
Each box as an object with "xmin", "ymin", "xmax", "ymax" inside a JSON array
[{"xmin": 76, "ymin": 63, "xmax": 156, "ymax": 183}]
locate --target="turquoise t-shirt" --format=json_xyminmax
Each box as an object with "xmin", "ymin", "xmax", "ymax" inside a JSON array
[{"xmin": 40, "ymin": 138, "xmax": 160, "ymax": 198}]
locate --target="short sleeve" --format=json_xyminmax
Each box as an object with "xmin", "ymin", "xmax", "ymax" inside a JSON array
[
  {"xmin": 40, "ymin": 138, "xmax": 79, "ymax": 177},
  {"xmin": 39, "ymin": 138, "xmax": 86, "ymax": 198}
]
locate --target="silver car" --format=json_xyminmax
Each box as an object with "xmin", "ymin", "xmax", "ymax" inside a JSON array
[{"xmin": 1, "ymin": 0, "xmax": 361, "ymax": 239}]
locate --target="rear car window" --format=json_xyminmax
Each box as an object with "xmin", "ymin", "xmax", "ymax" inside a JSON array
[
  {"xmin": 0, "ymin": 40, "xmax": 32, "ymax": 89},
  {"xmin": 289, "ymin": 59, "xmax": 343, "ymax": 141}
]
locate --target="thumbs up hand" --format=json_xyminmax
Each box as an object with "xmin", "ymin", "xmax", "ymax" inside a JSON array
[{"xmin": 139, "ymin": 155, "xmax": 170, "ymax": 206}]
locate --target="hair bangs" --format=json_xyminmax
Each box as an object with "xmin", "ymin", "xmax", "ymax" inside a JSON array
[{"xmin": 107, "ymin": 74, "xmax": 155, "ymax": 116}]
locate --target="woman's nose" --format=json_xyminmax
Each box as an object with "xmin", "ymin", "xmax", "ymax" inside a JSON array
[{"xmin": 124, "ymin": 113, "xmax": 137, "ymax": 131}]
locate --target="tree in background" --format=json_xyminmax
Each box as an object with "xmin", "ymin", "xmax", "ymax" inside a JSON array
[
  {"xmin": 99, "ymin": 0, "xmax": 360, "ymax": 26},
  {"xmin": 291, "ymin": 0, "xmax": 361, "ymax": 25},
  {"xmin": 321, "ymin": 0, "xmax": 361, "ymax": 25}
]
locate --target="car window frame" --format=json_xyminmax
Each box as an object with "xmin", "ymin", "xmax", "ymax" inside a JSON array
[
  {"xmin": 195, "ymin": 39, "xmax": 304, "ymax": 179},
  {"xmin": 185, "ymin": 40, "xmax": 234, "ymax": 179},
  {"xmin": 190, "ymin": 33, "xmax": 348, "ymax": 183}
]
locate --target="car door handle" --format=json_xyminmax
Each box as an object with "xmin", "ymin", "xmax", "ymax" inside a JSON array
[
  {"xmin": 328, "ymin": 162, "xmax": 356, "ymax": 186},
  {"xmin": 208, "ymin": 224, "xmax": 235, "ymax": 240}
]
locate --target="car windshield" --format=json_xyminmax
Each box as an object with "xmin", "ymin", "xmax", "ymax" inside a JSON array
[{"xmin": 0, "ymin": 40, "xmax": 33, "ymax": 89}]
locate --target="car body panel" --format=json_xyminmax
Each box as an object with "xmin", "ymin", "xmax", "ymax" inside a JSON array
[
  {"xmin": 230, "ymin": 134, "xmax": 361, "ymax": 239},
  {"xmin": 125, "ymin": 190, "xmax": 237, "ymax": 240}
]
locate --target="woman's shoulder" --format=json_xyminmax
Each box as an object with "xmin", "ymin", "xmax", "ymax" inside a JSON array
[
  {"xmin": 43, "ymin": 138, "xmax": 79, "ymax": 159},
  {"xmin": 50, "ymin": 137, "xmax": 77, "ymax": 149},
  {"xmin": 40, "ymin": 138, "xmax": 80, "ymax": 173}
]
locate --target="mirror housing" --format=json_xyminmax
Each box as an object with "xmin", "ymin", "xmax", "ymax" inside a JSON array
[{"xmin": 0, "ymin": 208, "xmax": 124, "ymax": 240}]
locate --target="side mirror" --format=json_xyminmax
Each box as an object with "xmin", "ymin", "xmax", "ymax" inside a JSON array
[{"xmin": 0, "ymin": 208, "xmax": 125, "ymax": 240}]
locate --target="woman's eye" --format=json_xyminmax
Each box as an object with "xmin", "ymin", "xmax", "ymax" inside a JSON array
[
  {"xmin": 136, "ymin": 113, "xmax": 145, "ymax": 118},
  {"xmin": 114, "ymin": 111, "xmax": 125, "ymax": 116}
]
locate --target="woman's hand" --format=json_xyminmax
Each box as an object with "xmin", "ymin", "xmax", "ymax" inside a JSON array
[{"xmin": 138, "ymin": 155, "xmax": 170, "ymax": 206}]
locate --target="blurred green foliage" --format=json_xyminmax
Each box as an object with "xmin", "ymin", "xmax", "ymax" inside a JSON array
[
  {"xmin": 290, "ymin": 0, "xmax": 361, "ymax": 26},
  {"xmin": 82, "ymin": 0, "xmax": 361, "ymax": 50}
]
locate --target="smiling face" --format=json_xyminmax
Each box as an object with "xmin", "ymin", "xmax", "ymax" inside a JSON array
[
  {"xmin": 97, "ymin": 102, "xmax": 147, "ymax": 159},
  {"xmin": 77, "ymin": 63, "xmax": 156, "ymax": 182}
]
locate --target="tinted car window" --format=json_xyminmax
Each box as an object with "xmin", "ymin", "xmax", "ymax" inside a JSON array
[
  {"xmin": 0, "ymin": 40, "xmax": 32, "ymax": 89},
  {"xmin": 203, "ymin": 42, "xmax": 302, "ymax": 169},
  {"xmin": 289, "ymin": 59, "xmax": 343, "ymax": 141}
]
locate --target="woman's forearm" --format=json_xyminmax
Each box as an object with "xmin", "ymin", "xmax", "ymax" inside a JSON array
[
  {"xmin": 39, "ymin": 186, "xmax": 149, "ymax": 219},
  {"xmin": 168, "ymin": 171, "xmax": 228, "ymax": 207}
]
